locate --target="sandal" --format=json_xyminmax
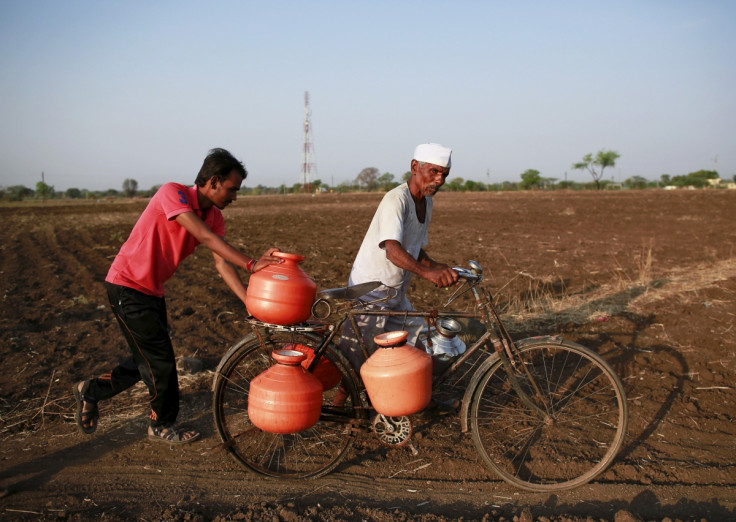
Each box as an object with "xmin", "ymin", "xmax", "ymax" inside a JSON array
[
  {"xmin": 148, "ymin": 424, "xmax": 201, "ymax": 444},
  {"xmin": 73, "ymin": 380, "xmax": 99, "ymax": 434}
]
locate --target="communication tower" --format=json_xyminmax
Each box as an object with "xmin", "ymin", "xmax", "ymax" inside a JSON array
[{"xmin": 301, "ymin": 91, "xmax": 316, "ymax": 192}]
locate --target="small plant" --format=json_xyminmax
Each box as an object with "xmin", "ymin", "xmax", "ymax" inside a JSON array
[{"xmin": 636, "ymin": 241, "xmax": 654, "ymax": 284}]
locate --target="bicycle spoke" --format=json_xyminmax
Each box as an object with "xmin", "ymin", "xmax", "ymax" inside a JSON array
[
  {"xmin": 212, "ymin": 333, "xmax": 362, "ymax": 479},
  {"xmin": 470, "ymin": 339, "xmax": 627, "ymax": 491}
]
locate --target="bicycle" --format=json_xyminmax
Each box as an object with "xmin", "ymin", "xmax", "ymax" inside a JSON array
[{"xmin": 211, "ymin": 260, "xmax": 628, "ymax": 491}]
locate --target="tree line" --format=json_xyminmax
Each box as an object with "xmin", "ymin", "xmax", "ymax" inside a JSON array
[{"xmin": 2, "ymin": 150, "xmax": 731, "ymax": 202}]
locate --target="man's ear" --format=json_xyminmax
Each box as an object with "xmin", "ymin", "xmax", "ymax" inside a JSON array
[{"xmin": 209, "ymin": 176, "xmax": 219, "ymax": 189}]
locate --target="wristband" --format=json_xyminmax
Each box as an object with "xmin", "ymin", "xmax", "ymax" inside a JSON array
[{"xmin": 246, "ymin": 258, "xmax": 256, "ymax": 272}]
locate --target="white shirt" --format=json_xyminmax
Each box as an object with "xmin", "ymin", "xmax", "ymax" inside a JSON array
[{"xmin": 349, "ymin": 183, "xmax": 432, "ymax": 307}]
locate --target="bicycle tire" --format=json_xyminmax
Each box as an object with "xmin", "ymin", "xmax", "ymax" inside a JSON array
[
  {"xmin": 469, "ymin": 338, "xmax": 628, "ymax": 491},
  {"xmin": 212, "ymin": 331, "xmax": 363, "ymax": 479}
]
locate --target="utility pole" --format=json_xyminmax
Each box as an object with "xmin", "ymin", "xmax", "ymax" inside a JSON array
[{"xmin": 301, "ymin": 92, "xmax": 316, "ymax": 193}]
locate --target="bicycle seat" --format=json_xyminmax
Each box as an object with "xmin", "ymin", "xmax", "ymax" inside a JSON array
[{"xmin": 317, "ymin": 281, "xmax": 382, "ymax": 301}]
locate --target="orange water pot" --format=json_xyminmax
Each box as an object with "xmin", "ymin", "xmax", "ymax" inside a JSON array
[
  {"xmin": 286, "ymin": 343, "xmax": 341, "ymax": 391},
  {"xmin": 245, "ymin": 251, "xmax": 317, "ymax": 325},
  {"xmin": 248, "ymin": 349, "xmax": 323, "ymax": 434},
  {"xmin": 360, "ymin": 331, "xmax": 432, "ymax": 416}
]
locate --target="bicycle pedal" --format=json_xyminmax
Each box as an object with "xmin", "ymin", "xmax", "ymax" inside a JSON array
[{"xmin": 406, "ymin": 440, "xmax": 419, "ymax": 456}]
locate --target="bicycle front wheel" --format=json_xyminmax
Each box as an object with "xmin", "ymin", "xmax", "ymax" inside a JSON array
[
  {"xmin": 212, "ymin": 331, "xmax": 363, "ymax": 479},
  {"xmin": 469, "ymin": 338, "xmax": 628, "ymax": 491}
]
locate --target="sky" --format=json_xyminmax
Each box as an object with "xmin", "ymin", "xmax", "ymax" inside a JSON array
[{"xmin": 1, "ymin": 0, "xmax": 734, "ymax": 192}]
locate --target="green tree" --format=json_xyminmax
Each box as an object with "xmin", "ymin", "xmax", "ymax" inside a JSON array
[
  {"xmin": 671, "ymin": 169, "xmax": 718, "ymax": 188},
  {"xmin": 402, "ymin": 171, "xmax": 411, "ymax": 182},
  {"xmin": 520, "ymin": 169, "xmax": 542, "ymax": 190},
  {"xmin": 65, "ymin": 188, "xmax": 82, "ymax": 199},
  {"xmin": 122, "ymin": 178, "xmax": 138, "ymax": 197},
  {"xmin": 4, "ymin": 185, "xmax": 34, "ymax": 201},
  {"xmin": 624, "ymin": 176, "xmax": 648, "ymax": 189},
  {"xmin": 464, "ymin": 180, "xmax": 485, "ymax": 191},
  {"xmin": 36, "ymin": 180, "xmax": 54, "ymax": 201},
  {"xmin": 557, "ymin": 180, "xmax": 576, "ymax": 190},
  {"xmin": 572, "ymin": 149, "xmax": 620, "ymax": 190},
  {"xmin": 377, "ymin": 172, "xmax": 395, "ymax": 191},
  {"xmin": 446, "ymin": 177, "xmax": 465, "ymax": 191},
  {"xmin": 336, "ymin": 181, "xmax": 353, "ymax": 193},
  {"xmin": 356, "ymin": 167, "xmax": 379, "ymax": 191}
]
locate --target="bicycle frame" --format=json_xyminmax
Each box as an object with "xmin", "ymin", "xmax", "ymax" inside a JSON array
[
  {"xmin": 215, "ymin": 261, "xmax": 628, "ymax": 489},
  {"xmin": 293, "ymin": 268, "xmax": 554, "ymax": 431}
]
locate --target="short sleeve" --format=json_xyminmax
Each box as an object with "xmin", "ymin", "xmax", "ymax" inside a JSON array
[{"xmin": 159, "ymin": 184, "xmax": 194, "ymax": 221}]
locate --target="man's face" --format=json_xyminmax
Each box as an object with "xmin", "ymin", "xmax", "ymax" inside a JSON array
[
  {"xmin": 210, "ymin": 170, "xmax": 243, "ymax": 209},
  {"xmin": 411, "ymin": 160, "xmax": 450, "ymax": 197}
]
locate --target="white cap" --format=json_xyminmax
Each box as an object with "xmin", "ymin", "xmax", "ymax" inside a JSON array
[{"xmin": 413, "ymin": 143, "xmax": 452, "ymax": 168}]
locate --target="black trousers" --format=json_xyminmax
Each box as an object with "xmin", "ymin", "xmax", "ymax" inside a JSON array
[{"xmin": 84, "ymin": 282, "xmax": 179, "ymax": 427}]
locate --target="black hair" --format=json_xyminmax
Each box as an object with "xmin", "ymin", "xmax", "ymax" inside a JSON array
[{"xmin": 194, "ymin": 148, "xmax": 247, "ymax": 187}]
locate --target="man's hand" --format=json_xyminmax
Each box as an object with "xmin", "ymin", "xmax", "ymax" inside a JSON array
[
  {"xmin": 252, "ymin": 248, "xmax": 283, "ymax": 272},
  {"xmin": 384, "ymin": 241, "xmax": 458, "ymax": 288},
  {"xmin": 425, "ymin": 264, "xmax": 459, "ymax": 288}
]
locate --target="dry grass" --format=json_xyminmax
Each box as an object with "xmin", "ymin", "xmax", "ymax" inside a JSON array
[
  {"xmin": 629, "ymin": 257, "xmax": 736, "ymax": 310},
  {"xmin": 500, "ymin": 246, "xmax": 736, "ymax": 333}
]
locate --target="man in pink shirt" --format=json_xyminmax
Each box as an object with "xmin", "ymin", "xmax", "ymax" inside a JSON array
[{"xmin": 73, "ymin": 148, "xmax": 281, "ymax": 443}]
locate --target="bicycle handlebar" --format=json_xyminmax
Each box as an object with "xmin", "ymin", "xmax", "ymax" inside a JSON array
[{"xmin": 453, "ymin": 267, "xmax": 481, "ymax": 280}]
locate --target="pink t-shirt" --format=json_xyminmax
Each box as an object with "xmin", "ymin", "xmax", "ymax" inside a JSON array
[{"xmin": 106, "ymin": 183, "xmax": 225, "ymax": 297}]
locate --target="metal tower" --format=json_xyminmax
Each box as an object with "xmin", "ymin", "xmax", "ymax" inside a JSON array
[{"xmin": 301, "ymin": 91, "xmax": 316, "ymax": 192}]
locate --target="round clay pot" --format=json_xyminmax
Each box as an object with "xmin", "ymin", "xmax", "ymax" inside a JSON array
[
  {"xmin": 248, "ymin": 349, "xmax": 323, "ymax": 434},
  {"xmin": 360, "ymin": 331, "xmax": 432, "ymax": 416},
  {"xmin": 245, "ymin": 252, "xmax": 317, "ymax": 325}
]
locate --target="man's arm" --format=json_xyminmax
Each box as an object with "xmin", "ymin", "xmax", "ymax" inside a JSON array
[
  {"xmin": 175, "ymin": 211, "xmax": 280, "ymax": 272},
  {"xmin": 383, "ymin": 240, "xmax": 458, "ymax": 288},
  {"xmin": 213, "ymin": 252, "xmax": 249, "ymax": 304}
]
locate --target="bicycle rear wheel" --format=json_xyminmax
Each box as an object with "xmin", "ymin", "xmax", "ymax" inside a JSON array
[
  {"xmin": 469, "ymin": 338, "xmax": 627, "ymax": 491},
  {"xmin": 212, "ymin": 331, "xmax": 363, "ymax": 479}
]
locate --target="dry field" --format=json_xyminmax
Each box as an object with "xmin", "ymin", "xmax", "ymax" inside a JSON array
[{"xmin": 1, "ymin": 190, "xmax": 735, "ymax": 521}]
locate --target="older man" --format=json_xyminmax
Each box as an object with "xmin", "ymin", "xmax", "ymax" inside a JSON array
[{"xmin": 341, "ymin": 143, "xmax": 458, "ymax": 370}]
